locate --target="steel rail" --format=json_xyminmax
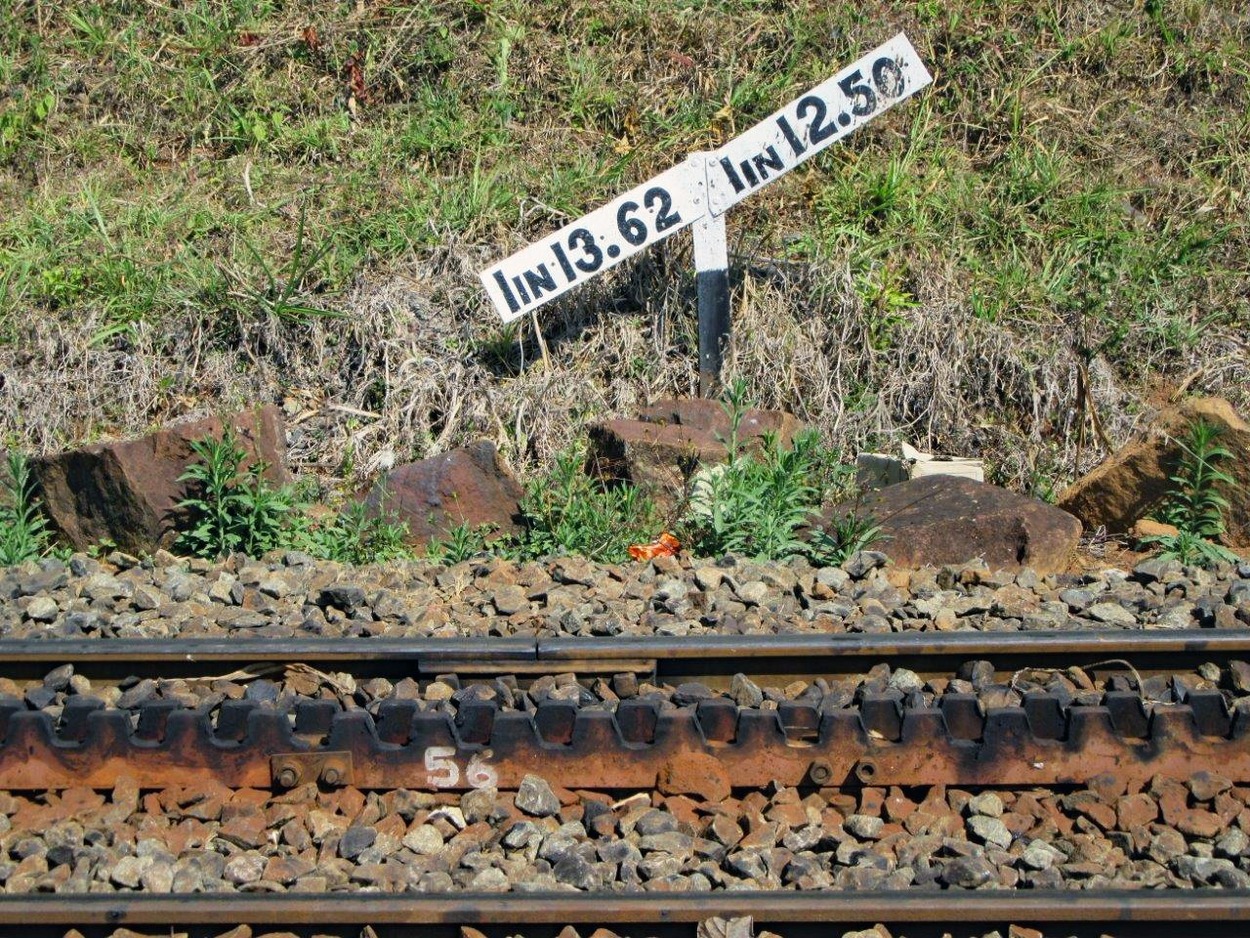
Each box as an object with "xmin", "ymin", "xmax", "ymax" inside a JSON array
[
  {"xmin": 0, "ymin": 629, "xmax": 1245, "ymax": 680},
  {"xmin": 0, "ymin": 890, "xmax": 1248, "ymax": 927}
]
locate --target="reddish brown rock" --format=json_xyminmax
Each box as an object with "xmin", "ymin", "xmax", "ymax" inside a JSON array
[
  {"xmin": 589, "ymin": 398, "xmax": 803, "ymax": 509},
  {"xmin": 636, "ymin": 398, "xmax": 803, "ymax": 448},
  {"xmin": 588, "ymin": 419, "xmax": 724, "ymax": 509},
  {"xmin": 362, "ymin": 441, "xmax": 525, "ymax": 548},
  {"xmin": 820, "ymin": 476, "xmax": 1082, "ymax": 573},
  {"xmin": 1116, "ymin": 793, "xmax": 1159, "ymax": 830},
  {"xmin": 32, "ymin": 406, "xmax": 288, "ymax": 554},
  {"xmin": 1058, "ymin": 397, "xmax": 1250, "ymax": 544}
]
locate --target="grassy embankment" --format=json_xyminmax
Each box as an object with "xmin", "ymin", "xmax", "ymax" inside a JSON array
[{"xmin": 2, "ymin": 0, "xmax": 1247, "ymax": 504}]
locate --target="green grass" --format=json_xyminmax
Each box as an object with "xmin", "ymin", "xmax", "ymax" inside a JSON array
[{"xmin": 1, "ymin": 0, "xmax": 1248, "ymax": 496}]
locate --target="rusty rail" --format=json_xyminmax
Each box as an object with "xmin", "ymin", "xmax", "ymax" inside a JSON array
[
  {"xmin": 0, "ymin": 890, "xmax": 1248, "ymax": 933},
  {"xmin": 0, "ymin": 630, "xmax": 1248, "ymax": 792},
  {"xmin": 1, "ymin": 682, "xmax": 1247, "ymax": 792}
]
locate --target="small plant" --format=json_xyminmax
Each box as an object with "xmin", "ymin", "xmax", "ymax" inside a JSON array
[
  {"xmin": 298, "ymin": 501, "xmax": 413, "ymax": 566},
  {"xmin": 0, "ymin": 451, "xmax": 56, "ymax": 566},
  {"xmin": 1140, "ymin": 419, "xmax": 1240, "ymax": 568},
  {"xmin": 1143, "ymin": 527, "xmax": 1236, "ymax": 569},
  {"xmin": 225, "ymin": 200, "xmax": 341, "ymax": 325},
  {"xmin": 807, "ymin": 509, "xmax": 887, "ymax": 567},
  {"xmin": 427, "ymin": 522, "xmax": 498, "ymax": 564},
  {"xmin": 516, "ymin": 445, "xmax": 659, "ymax": 563},
  {"xmin": 681, "ymin": 379, "xmax": 858, "ymax": 563},
  {"xmin": 175, "ymin": 430, "xmax": 298, "ymax": 559}
]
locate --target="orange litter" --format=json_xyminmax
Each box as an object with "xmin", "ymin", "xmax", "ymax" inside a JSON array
[{"xmin": 627, "ymin": 532, "xmax": 680, "ymax": 561}]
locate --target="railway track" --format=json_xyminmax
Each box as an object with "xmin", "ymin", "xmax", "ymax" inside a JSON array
[
  {"xmin": 3, "ymin": 891, "xmax": 1250, "ymax": 937},
  {"xmin": 0, "ymin": 628, "xmax": 1247, "ymax": 931},
  {"xmin": 0, "ymin": 630, "xmax": 1248, "ymax": 793}
]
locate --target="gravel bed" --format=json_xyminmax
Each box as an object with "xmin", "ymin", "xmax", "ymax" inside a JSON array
[
  {"xmin": 4, "ymin": 769, "xmax": 1249, "ymax": 896},
  {"xmin": 5, "ymin": 656, "xmax": 1250, "ymax": 739},
  {"xmin": 59, "ymin": 926, "xmax": 1126, "ymax": 938},
  {"xmin": 2, "ymin": 551, "xmax": 1249, "ymax": 641}
]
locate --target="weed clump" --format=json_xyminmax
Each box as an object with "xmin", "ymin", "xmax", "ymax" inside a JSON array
[
  {"xmin": 513, "ymin": 444, "xmax": 660, "ymax": 565},
  {"xmin": 682, "ymin": 380, "xmax": 854, "ymax": 562},
  {"xmin": 1140, "ymin": 419, "xmax": 1241, "ymax": 569},
  {"xmin": 174, "ymin": 430, "xmax": 412, "ymax": 564},
  {"xmin": 0, "ymin": 452, "xmax": 56, "ymax": 566}
]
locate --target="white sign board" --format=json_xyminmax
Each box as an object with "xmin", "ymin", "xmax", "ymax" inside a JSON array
[
  {"xmin": 480, "ymin": 158, "xmax": 704, "ymax": 322},
  {"xmin": 705, "ymin": 33, "xmax": 930, "ymax": 215},
  {"xmin": 480, "ymin": 33, "xmax": 931, "ymax": 322}
]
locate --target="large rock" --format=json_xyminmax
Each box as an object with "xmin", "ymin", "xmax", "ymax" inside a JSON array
[
  {"xmin": 362, "ymin": 441, "xmax": 524, "ymax": 547},
  {"xmin": 1058, "ymin": 397, "xmax": 1250, "ymax": 545},
  {"xmin": 636, "ymin": 398, "xmax": 803, "ymax": 447},
  {"xmin": 589, "ymin": 398, "xmax": 803, "ymax": 510},
  {"xmin": 821, "ymin": 475, "xmax": 1082, "ymax": 573},
  {"xmin": 33, "ymin": 407, "xmax": 289, "ymax": 554}
]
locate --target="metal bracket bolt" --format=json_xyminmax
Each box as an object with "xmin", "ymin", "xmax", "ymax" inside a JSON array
[{"xmin": 271, "ymin": 751, "xmax": 354, "ymax": 788}]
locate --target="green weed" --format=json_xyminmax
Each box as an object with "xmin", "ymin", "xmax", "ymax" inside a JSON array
[
  {"xmin": 175, "ymin": 430, "xmax": 415, "ymax": 563},
  {"xmin": 427, "ymin": 522, "xmax": 499, "ymax": 565},
  {"xmin": 0, "ymin": 452, "xmax": 57, "ymax": 566},
  {"xmin": 681, "ymin": 380, "xmax": 859, "ymax": 562},
  {"xmin": 806, "ymin": 509, "xmax": 887, "ymax": 567},
  {"xmin": 225, "ymin": 200, "xmax": 340, "ymax": 326},
  {"xmin": 515, "ymin": 444, "xmax": 659, "ymax": 564},
  {"xmin": 1140, "ymin": 419, "xmax": 1241, "ymax": 568},
  {"xmin": 296, "ymin": 501, "xmax": 413, "ymax": 566},
  {"xmin": 175, "ymin": 430, "xmax": 297, "ymax": 559}
]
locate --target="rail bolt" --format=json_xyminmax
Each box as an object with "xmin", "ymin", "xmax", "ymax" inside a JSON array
[
  {"xmin": 275, "ymin": 764, "xmax": 301, "ymax": 788},
  {"xmin": 808, "ymin": 759, "xmax": 834, "ymax": 785},
  {"xmin": 854, "ymin": 758, "xmax": 879, "ymax": 784},
  {"xmin": 321, "ymin": 765, "xmax": 343, "ymax": 786}
]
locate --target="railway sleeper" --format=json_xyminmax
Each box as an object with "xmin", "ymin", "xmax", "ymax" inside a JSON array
[{"xmin": 0, "ymin": 693, "xmax": 1248, "ymax": 793}]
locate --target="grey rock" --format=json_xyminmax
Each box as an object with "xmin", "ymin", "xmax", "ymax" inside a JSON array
[
  {"xmin": 730, "ymin": 673, "xmax": 764, "ymax": 708},
  {"xmin": 515, "ymin": 775, "xmax": 561, "ymax": 817},
  {"xmin": 634, "ymin": 810, "xmax": 679, "ymax": 837},
  {"xmin": 553, "ymin": 852, "xmax": 599, "ymax": 889},
  {"xmin": 967, "ymin": 793, "xmax": 1004, "ymax": 818},
  {"xmin": 967, "ymin": 815, "xmax": 1012, "ymax": 849},
  {"xmin": 403, "ymin": 825, "xmax": 445, "ymax": 856},
  {"xmin": 888, "ymin": 668, "xmax": 923, "ymax": 693},
  {"xmin": 845, "ymin": 551, "xmax": 889, "ymax": 578},
  {"xmin": 224, "ymin": 852, "xmax": 266, "ymax": 885},
  {"xmin": 339, "ymin": 826, "xmax": 377, "ymax": 860},
  {"xmin": 941, "ymin": 855, "xmax": 998, "ymax": 888},
  {"xmin": 843, "ymin": 815, "xmax": 884, "ymax": 840},
  {"xmin": 24, "ymin": 596, "xmax": 58, "ymax": 622},
  {"xmin": 639, "ymin": 831, "xmax": 694, "ymax": 855},
  {"xmin": 1086, "ymin": 602, "xmax": 1137, "ymax": 626}
]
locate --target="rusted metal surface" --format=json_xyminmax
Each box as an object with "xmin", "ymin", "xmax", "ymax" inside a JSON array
[
  {"xmin": 1, "ymin": 691, "xmax": 1248, "ymax": 792},
  {"xmin": 2, "ymin": 630, "xmax": 1249, "ymax": 791},
  {"xmin": 2, "ymin": 890, "xmax": 1250, "ymax": 927}
]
